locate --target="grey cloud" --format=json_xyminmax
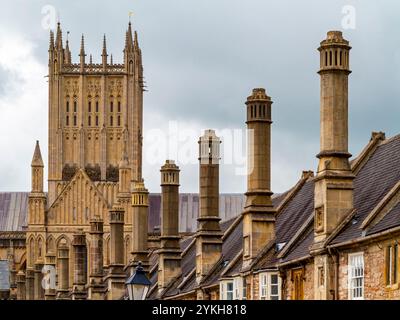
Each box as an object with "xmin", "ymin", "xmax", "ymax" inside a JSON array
[{"xmin": 0, "ymin": 0, "xmax": 399, "ymax": 193}]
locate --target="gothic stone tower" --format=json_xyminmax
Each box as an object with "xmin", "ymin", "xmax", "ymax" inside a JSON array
[
  {"xmin": 311, "ymin": 31, "xmax": 354, "ymax": 299},
  {"xmin": 26, "ymin": 21, "xmax": 145, "ymax": 300},
  {"xmin": 48, "ymin": 22, "xmax": 144, "ymax": 204}
]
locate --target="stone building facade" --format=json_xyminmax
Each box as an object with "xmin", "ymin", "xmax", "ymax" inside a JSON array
[{"xmin": 0, "ymin": 22, "xmax": 399, "ymax": 300}]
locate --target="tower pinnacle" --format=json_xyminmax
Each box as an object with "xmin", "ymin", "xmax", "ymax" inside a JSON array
[
  {"xmin": 79, "ymin": 34, "xmax": 86, "ymax": 57},
  {"xmin": 49, "ymin": 31, "xmax": 54, "ymax": 51},
  {"xmin": 102, "ymin": 34, "xmax": 108, "ymax": 68},
  {"xmin": 31, "ymin": 141, "xmax": 44, "ymax": 167},
  {"xmin": 55, "ymin": 22, "xmax": 63, "ymax": 50}
]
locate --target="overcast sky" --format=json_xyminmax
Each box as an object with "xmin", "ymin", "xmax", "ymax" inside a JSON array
[{"xmin": 0, "ymin": 0, "xmax": 399, "ymax": 194}]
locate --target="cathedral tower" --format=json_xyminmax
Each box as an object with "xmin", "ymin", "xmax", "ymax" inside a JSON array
[{"xmin": 47, "ymin": 22, "xmax": 144, "ymax": 204}]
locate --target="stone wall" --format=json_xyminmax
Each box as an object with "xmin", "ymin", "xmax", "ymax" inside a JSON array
[
  {"xmin": 337, "ymin": 239, "xmax": 400, "ymax": 300},
  {"xmin": 283, "ymin": 261, "xmax": 314, "ymax": 300}
]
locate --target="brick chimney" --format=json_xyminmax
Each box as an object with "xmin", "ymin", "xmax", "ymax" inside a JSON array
[
  {"xmin": 157, "ymin": 160, "xmax": 181, "ymax": 292},
  {"xmin": 196, "ymin": 130, "xmax": 223, "ymax": 284}
]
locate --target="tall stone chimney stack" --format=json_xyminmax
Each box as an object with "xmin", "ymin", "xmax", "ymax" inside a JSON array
[
  {"xmin": 242, "ymin": 88, "xmax": 276, "ymax": 268},
  {"xmin": 131, "ymin": 180, "xmax": 150, "ymax": 272},
  {"xmin": 313, "ymin": 31, "xmax": 354, "ymax": 245},
  {"xmin": 311, "ymin": 31, "xmax": 355, "ymax": 300},
  {"xmin": 105, "ymin": 206, "xmax": 126, "ymax": 300},
  {"xmin": 88, "ymin": 216, "xmax": 105, "ymax": 300},
  {"xmin": 195, "ymin": 130, "xmax": 223, "ymax": 284},
  {"xmin": 157, "ymin": 160, "xmax": 181, "ymax": 292}
]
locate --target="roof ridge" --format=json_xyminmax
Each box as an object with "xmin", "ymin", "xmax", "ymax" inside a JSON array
[
  {"xmin": 361, "ymin": 180, "xmax": 400, "ymax": 230},
  {"xmin": 198, "ymin": 256, "xmax": 225, "ymax": 286},
  {"xmin": 247, "ymin": 240, "xmax": 276, "ymax": 271},
  {"xmin": 378, "ymin": 132, "xmax": 400, "ymax": 146},
  {"xmin": 222, "ymin": 214, "xmax": 242, "ymax": 241},
  {"xmin": 275, "ymin": 171, "xmax": 314, "ymax": 216},
  {"xmin": 277, "ymin": 213, "xmax": 314, "ymax": 259},
  {"xmin": 325, "ymin": 208, "xmax": 357, "ymax": 246},
  {"xmin": 221, "ymin": 249, "xmax": 243, "ymax": 277},
  {"xmin": 351, "ymin": 131, "xmax": 386, "ymax": 175},
  {"xmin": 177, "ymin": 267, "xmax": 196, "ymax": 290}
]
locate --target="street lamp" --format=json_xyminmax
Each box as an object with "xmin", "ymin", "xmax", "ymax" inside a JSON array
[{"xmin": 125, "ymin": 261, "xmax": 151, "ymax": 300}]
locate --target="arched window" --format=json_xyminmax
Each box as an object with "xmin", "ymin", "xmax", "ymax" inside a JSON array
[
  {"xmin": 29, "ymin": 238, "xmax": 35, "ymax": 267},
  {"xmin": 74, "ymin": 101, "xmax": 77, "ymax": 113},
  {"xmin": 110, "ymin": 101, "xmax": 113, "ymax": 113},
  {"xmin": 66, "ymin": 101, "xmax": 69, "ymax": 113},
  {"xmin": 110, "ymin": 116, "xmax": 113, "ymax": 126},
  {"xmin": 95, "ymin": 116, "xmax": 99, "ymax": 126},
  {"xmin": 88, "ymin": 101, "xmax": 91, "ymax": 113},
  {"xmin": 117, "ymin": 115, "xmax": 121, "ymax": 126},
  {"xmin": 37, "ymin": 237, "xmax": 43, "ymax": 259},
  {"xmin": 47, "ymin": 237, "xmax": 55, "ymax": 254},
  {"xmin": 118, "ymin": 101, "xmax": 121, "ymax": 113},
  {"xmin": 66, "ymin": 116, "xmax": 69, "ymax": 126},
  {"xmin": 95, "ymin": 101, "xmax": 99, "ymax": 113},
  {"xmin": 73, "ymin": 115, "xmax": 77, "ymax": 126},
  {"xmin": 329, "ymin": 51, "xmax": 332, "ymax": 66},
  {"xmin": 88, "ymin": 116, "xmax": 91, "ymax": 126}
]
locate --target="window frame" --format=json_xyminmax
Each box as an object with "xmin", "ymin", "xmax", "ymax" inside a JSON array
[
  {"xmin": 385, "ymin": 243, "xmax": 398, "ymax": 286},
  {"xmin": 348, "ymin": 252, "xmax": 364, "ymax": 300},
  {"xmin": 219, "ymin": 280, "xmax": 235, "ymax": 300},
  {"xmin": 259, "ymin": 272, "xmax": 281, "ymax": 300}
]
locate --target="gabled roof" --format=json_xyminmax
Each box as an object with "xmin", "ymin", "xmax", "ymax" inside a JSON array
[
  {"xmin": 259, "ymin": 133, "xmax": 400, "ymax": 269},
  {"xmin": 330, "ymin": 134, "xmax": 400, "ymax": 244}
]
